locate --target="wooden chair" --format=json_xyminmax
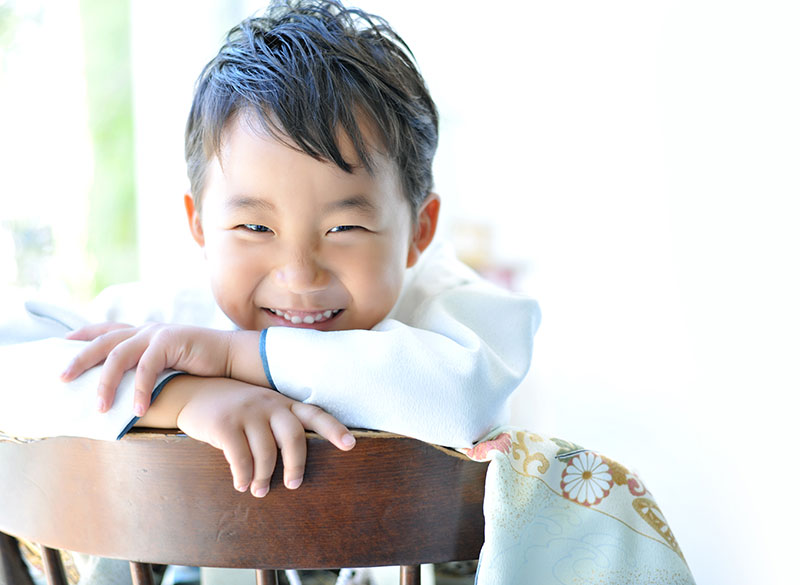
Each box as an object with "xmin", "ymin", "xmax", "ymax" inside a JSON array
[{"xmin": 0, "ymin": 429, "xmax": 488, "ymax": 585}]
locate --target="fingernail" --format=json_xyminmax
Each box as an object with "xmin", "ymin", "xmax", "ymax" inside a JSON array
[
  {"xmin": 287, "ymin": 478, "xmax": 302, "ymax": 490},
  {"xmin": 254, "ymin": 486, "xmax": 269, "ymax": 498},
  {"xmin": 96, "ymin": 397, "xmax": 106, "ymax": 412},
  {"xmin": 342, "ymin": 433, "xmax": 356, "ymax": 448},
  {"xmin": 236, "ymin": 484, "xmax": 249, "ymax": 493},
  {"xmin": 133, "ymin": 403, "xmax": 145, "ymax": 417}
]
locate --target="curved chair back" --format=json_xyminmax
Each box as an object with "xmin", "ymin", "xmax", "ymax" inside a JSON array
[{"xmin": 0, "ymin": 430, "xmax": 488, "ymax": 585}]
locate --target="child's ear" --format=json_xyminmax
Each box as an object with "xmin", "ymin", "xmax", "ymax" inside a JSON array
[
  {"xmin": 406, "ymin": 193, "xmax": 440, "ymax": 268},
  {"xmin": 184, "ymin": 193, "xmax": 205, "ymax": 247}
]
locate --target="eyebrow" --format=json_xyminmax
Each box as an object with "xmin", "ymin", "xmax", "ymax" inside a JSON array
[
  {"xmin": 225, "ymin": 195, "xmax": 275, "ymax": 212},
  {"xmin": 322, "ymin": 195, "xmax": 377, "ymax": 216},
  {"xmin": 225, "ymin": 194, "xmax": 376, "ymax": 216}
]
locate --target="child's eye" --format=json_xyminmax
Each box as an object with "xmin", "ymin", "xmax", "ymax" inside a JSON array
[
  {"xmin": 240, "ymin": 224, "xmax": 273, "ymax": 233},
  {"xmin": 328, "ymin": 225, "xmax": 361, "ymax": 234}
]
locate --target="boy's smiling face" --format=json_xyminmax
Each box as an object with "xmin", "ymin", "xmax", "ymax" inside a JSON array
[{"xmin": 185, "ymin": 113, "xmax": 438, "ymax": 332}]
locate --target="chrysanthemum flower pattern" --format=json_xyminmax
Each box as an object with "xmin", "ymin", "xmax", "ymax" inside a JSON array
[{"xmin": 560, "ymin": 451, "xmax": 613, "ymax": 506}]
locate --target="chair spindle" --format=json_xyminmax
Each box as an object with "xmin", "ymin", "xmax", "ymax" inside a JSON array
[
  {"xmin": 129, "ymin": 561, "xmax": 155, "ymax": 585},
  {"xmin": 400, "ymin": 565, "xmax": 421, "ymax": 585},
  {"xmin": 256, "ymin": 568, "xmax": 279, "ymax": 584},
  {"xmin": 39, "ymin": 545, "xmax": 67, "ymax": 585}
]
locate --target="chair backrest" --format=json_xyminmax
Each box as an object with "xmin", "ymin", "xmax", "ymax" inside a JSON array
[{"xmin": 0, "ymin": 429, "xmax": 488, "ymax": 585}]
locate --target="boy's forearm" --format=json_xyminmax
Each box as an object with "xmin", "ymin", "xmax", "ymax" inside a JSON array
[
  {"xmin": 225, "ymin": 330, "xmax": 273, "ymax": 388},
  {"xmin": 135, "ymin": 374, "xmax": 198, "ymax": 428},
  {"xmin": 137, "ymin": 327, "xmax": 273, "ymax": 428},
  {"xmin": 122, "ymin": 328, "xmax": 272, "ymax": 427}
]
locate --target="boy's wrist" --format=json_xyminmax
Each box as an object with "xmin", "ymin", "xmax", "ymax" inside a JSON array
[
  {"xmin": 227, "ymin": 330, "xmax": 271, "ymax": 388},
  {"xmin": 136, "ymin": 374, "xmax": 195, "ymax": 429}
]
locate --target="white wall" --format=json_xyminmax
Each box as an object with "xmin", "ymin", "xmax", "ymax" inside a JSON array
[
  {"xmin": 131, "ymin": 0, "xmax": 249, "ymax": 286},
  {"xmin": 132, "ymin": 2, "xmax": 800, "ymax": 583}
]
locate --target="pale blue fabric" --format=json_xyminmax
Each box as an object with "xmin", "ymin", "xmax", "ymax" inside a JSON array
[{"xmin": 462, "ymin": 428, "xmax": 696, "ymax": 585}]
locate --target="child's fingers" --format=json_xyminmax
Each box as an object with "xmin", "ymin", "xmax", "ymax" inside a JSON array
[
  {"xmin": 65, "ymin": 322, "xmax": 132, "ymax": 341},
  {"xmin": 95, "ymin": 334, "xmax": 154, "ymax": 413},
  {"xmin": 270, "ymin": 410, "xmax": 308, "ymax": 490},
  {"xmin": 291, "ymin": 402, "xmax": 356, "ymax": 452},
  {"xmin": 220, "ymin": 429, "xmax": 255, "ymax": 493},
  {"xmin": 132, "ymin": 343, "xmax": 171, "ymax": 417},
  {"xmin": 131, "ymin": 385, "xmax": 152, "ymax": 418},
  {"xmin": 244, "ymin": 426, "xmax": 278, "ymax": 498},
  {"xmin": 61, "ymin": 328, "xmax": 132, "ymax": 381}
]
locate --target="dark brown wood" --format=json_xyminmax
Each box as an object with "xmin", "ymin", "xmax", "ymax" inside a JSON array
[
  {"xmin": 129, "ymin": 561, "xmax": 155, "ymax": 585},
  {"xmin": 0, "ymin": 533, "xmax": 35, "ymax": 585},
  {"xmin": 40, "ymin": 545, "xmax": 67, "ymax": 585},
  {"xmin": 0, "ymin": 430, "xmax": 487, "ymax": 570},
  {"xmin": 400, "ymin": 565, "xmax": 421, "ymax": 585},
  {"xmin": 255, "ymin": 569, "xmax": 278, "ymax": 585}
]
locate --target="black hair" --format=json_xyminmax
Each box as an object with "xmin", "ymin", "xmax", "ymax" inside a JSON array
[{"xmin": 185, "ymin": 0, "xmax": 438, "ymax": 215}]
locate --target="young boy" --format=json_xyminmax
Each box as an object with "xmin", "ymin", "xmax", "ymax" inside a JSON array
[{"xmin": 60, "ymin": 0, "xmax": 541, "ymax": 500}]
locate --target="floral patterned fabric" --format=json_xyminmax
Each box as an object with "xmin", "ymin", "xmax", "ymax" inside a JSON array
[{"xmin": 461, "ymin": 428, "xmax": 695, "ymax": 585}]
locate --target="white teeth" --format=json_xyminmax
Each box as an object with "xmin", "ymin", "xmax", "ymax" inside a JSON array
[{"xmin": 271, "ymin": 308, "xmax": 341, "ymax": 324}]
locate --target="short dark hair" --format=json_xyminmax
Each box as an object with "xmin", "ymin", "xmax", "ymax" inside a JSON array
[{"xmin": 185, "ymin": 0, "xmax": 438, "ymax": 215}]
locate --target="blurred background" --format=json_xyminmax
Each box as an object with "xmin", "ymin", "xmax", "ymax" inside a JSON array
[{"xmin": 1, "ymin": 0, "xmax": 798, "ymax": 583}]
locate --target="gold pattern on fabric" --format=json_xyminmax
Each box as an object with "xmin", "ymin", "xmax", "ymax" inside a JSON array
[
  {"xmin": 510, "ymin": 431, "xmax": 549, "ymax": 475},
  {"xmin": 605, "ymin": 457, "xmax": 632, "ymax": 486},
  {"xmin": 633, "ymin": 497, "xmax": 686, "ymax": 562},
  {"xmin": 524, "ymin": 432, "xmax": 545, "ymax": 442}
]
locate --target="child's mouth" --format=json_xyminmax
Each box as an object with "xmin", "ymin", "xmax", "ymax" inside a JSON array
[{"xmin": 265, "ymin": 308, "xmax": 343, "ymax": 325}]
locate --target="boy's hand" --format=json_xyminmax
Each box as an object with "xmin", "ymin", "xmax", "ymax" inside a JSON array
[
  {"xmin": 161, "ymin": 377, "xmax": 356, "ymax": 496},
  {"xmin": 62, "ymin": 322, "xmax": 236, "ymax": 416}
]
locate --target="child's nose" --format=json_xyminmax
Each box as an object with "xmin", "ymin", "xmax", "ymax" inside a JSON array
[{"xmin": 273, "ymin": 252, "xmax": 329, "ymax": 293}]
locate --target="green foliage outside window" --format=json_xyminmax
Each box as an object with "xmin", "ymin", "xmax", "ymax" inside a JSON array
[
  {"xmin": 0, "ymin": 1, "xmax": 137, "ymax": 297},
  {"xmin": 80, "ymin": 0, "xmax": 138, "ymax": 293}
]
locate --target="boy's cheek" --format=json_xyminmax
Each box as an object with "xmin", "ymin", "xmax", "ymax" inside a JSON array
[
  {"xmin": 206, "ymin": 271, "xmax": 258, "ymax": 330},
  {"xmin": 343, "ymin": 278, "xmax": 403, "ymax": 330},
  {"xmin": 204, "ymin": 236, "xmax": 259, "ymax": 273}
]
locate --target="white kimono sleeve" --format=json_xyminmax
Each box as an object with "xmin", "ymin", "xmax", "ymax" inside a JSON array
[
  {"xmin": 0, "ymin": 337, "xmax": 181, "ymax": 441},
  {"xmin": 0, "ymin": 292, "xmax": 187, "ymax": 442},
  {"xmin": 263, "ymin": 282, "xmax": 540, "ymax": 448}
]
